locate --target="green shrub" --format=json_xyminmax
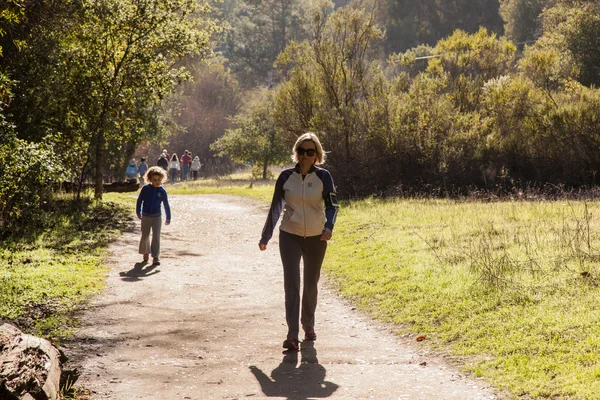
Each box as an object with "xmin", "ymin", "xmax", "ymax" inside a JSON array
[{"xmin": 0, "ymin": 133, "xmax": 64, "ymax": 236}]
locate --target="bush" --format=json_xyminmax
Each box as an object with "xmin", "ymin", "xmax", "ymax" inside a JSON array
[{"xmin": 0, "ymin": 133, "xmax": 64, "ymax": 237}]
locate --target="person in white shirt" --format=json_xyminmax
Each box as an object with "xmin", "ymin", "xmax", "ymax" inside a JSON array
[
  {"xmin": 168, "ymin": 154, "xmax": 180, "ymax": 183},
  {"xmin": 259, "ymin": 132, "xmax": 339, "ymax": 351},
  {"xmin": 190, "ymin": 156, "xmax": 202, "ymax": 180}
]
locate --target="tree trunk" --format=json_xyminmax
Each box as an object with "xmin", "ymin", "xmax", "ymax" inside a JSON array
[
  {"xmin": 262, "ymin": 157, "xmax": 268, "ymax": 180},
  {"xmin": 94, "ymin": 129, "xmax": 105, "ymax": 200}
]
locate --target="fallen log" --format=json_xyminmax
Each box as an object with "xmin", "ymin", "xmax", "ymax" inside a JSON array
[
  {"xmin": 57, "ymin": 179, "xmax": 140, "ymax": 193},
  {"xmin": 103, "ymin": 179, "xmax": 140, "ymax": 193}
]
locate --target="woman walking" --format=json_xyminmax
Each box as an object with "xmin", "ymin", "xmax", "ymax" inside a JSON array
[
  {"xmin": 168, "ymin": 153, "xmax": 180, "ymax": 183},
  {"xmin": 259, "ymin": 132, "xmax": 339, "ymax": 351}
]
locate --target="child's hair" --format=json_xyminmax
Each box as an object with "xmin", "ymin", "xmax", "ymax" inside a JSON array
[
  {"xmin": 145, "ymin": 166, "xmax": 167, "ymax": 183},
  {"xmin": 140, "ymin": 157, "xmax": 146, "ymax": 162}
]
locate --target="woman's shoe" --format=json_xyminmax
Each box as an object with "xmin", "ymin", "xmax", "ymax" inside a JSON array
[
  {"xmin": 143, "ymin": 254, "xmax": 149, "ymax": 262},
  {"xmin": 152, "ymin": 258, "xmax": 160, "ymax": 265},
  {"xmin": 303, "ymin": 326, "xmax": 317, "ymax": 341},
  {"xmin": 282, "ymin": 337, "xmax": 299, "ymax": 351}
]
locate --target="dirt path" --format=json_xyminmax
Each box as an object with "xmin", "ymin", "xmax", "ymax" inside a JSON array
[{"xmin": 67, "ymin": 194, "xmax": 503, "ymax": 400}]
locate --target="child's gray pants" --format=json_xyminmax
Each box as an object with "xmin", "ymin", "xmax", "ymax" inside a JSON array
[{"xmin": 139, "ymin": 215, "xmax": 162, "ymax": 258}]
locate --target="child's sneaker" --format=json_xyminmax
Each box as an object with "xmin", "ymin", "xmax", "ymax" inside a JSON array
[
  {"xmin": 282, "ymin": 337, "xmax": 299, "ymax": 351},
  {"xmin": 303, "ymin": 326, "xmax": 317, "ymax": 341}
]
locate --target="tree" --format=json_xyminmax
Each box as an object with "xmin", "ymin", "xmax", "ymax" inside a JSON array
[
  {"xmin": 166, "ymin": 60, "xmax": 244, "ymax": 175},
  {"xmin": 0, "ymin": 2, "xmax": 64, "ymax": 234},
  {"xmin": 426, "ymin": 28, "xmax": 517, "ymax": 112},
  {"xmin": 3, "ymin": 0, "xmax": 218, "ymax": 199},
  {"xmin": 74, "ymin": 0, "xmax": 218, "ymax": 199},
  {"xmin": 499, "ymin": 0, "xmax": 553, "ymax": 46},
  {"xmin": 532, "ymin": 1, "xmax": 600, "ymax": 88},
  {"xmin": 218, "ymin": 0, "xmax": 311, "ymax": 87},
  {"xmin": 378, "ymin": 0, "xmax": 504, "ymax": 55},
  {"xmin": 0, "ymin": 0, "xmax": 24, "ymax": 130},
  {"xmin": 211, "ymin": 89, "xmax": 289, "ymax": 179}
]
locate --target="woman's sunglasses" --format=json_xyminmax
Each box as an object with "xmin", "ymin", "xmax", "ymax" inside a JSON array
[{"xmin": 297, "ymin": 147, "xmax": 316, "ymax": 156}]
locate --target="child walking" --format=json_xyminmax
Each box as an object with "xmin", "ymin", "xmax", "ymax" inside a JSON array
[{"xmin": 136, "ymin": 166, "xmax": 171, "ymax": 265}]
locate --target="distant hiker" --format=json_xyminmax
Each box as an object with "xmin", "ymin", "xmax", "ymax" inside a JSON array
[
  {"xmin": 168, "ymin": 153, "xmax": 180, "ymax": 183},
  {"xmin": 180, "ymin": 150, "xmax": 192, "ymax": 181},
  {"xmin": 258, "ymin": 132, "xmax": 339, "ymax": 351},
  {"xmin": 125, "ymin": 159, "xmax": 138, "ymax": 182},
  {"xmin": 190, "ymin": 156, "xmax": 202, "ymax": 180},
  {"xmin": 138, "ymin": 157, "xmax": 149, "ymax": 181},
  {"xmin": 157, "ymin": 153, "xmax": 168, "ymax": 171},
  {"xmin": 136, "ymin": 166, "xmax": 171, "ymax": 266}
]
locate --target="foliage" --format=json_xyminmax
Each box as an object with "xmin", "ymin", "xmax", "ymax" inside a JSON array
[
  {"xmin": 0, "ymin": 0, "xmax": 25, "ymax": 57},
  {"xmin": 73, "ymin": 0, "xmax": 218, "ymax": 198},
  {"xmin": 499, "ymin": 0, "xmax": 553, "ymax": 46},
  {"xmin": 0, "ymin": 0, "xmax": 24, "ymax": 130},
  {"xmin": 4, "ymin": 0, "xmax": 219, "ymax": 199},
  {"xmin": 377, "ymin": 0, "xmax": 504, "ymax": 55},
  {"xmin": 211, "ymin": 89, "xmax": 289, "ymax": 179},
  {"xmin": 265, "ymin": 3, "xmax": 600, "ymax": 195},
  {"xmin": 0, "ymin": 133, "xmax": 65, "ymax": 237},
  {"xmin": 218, "ymin": 0, "xmax": 312, "ymax": 87},
  {"xmin": 273, "ymin": 23, "xmax": 518, "ymax": 195},
  {"xmin": 427, "ymin": 28, "xmax": 517, "ymax": 112},
  {"xmin": 535, "ymin": 1, "xmax": 600, "ymax": 88},
  {"xmin": 386, "ymin": 44, "xmax": 434, "ymax": 78}
]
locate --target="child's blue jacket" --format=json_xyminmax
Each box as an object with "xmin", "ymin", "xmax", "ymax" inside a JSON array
[{"xmin": 136, "ymin": 184, "xmax": 171, "ymax": 222}]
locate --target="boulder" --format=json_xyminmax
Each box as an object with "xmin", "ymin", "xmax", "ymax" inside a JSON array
[{"xmin": 0, "ymin": 323, "xmax": 64, "ymax": 400}]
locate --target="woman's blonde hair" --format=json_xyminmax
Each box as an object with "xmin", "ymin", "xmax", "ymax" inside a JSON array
[
  {"xmin": 145, "ymin": 166, "xmax": 167, "ymax": 183},
  {"xmin": 291, "ymin": 132, "xmax": 326, "ymax": 165}
]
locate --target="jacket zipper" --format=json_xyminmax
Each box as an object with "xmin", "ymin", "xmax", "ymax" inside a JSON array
[
  {"xmin": 150, "ymin": 186, "xmax": 156, "ymax": 215},
  {"xmin": 302, "ymin": 174, "xmax": 306, "ymax": 237}
]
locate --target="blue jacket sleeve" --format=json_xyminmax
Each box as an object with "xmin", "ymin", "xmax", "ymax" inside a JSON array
[
  {"xmin": 162, "ymin": 188, "xmax": 171, "ymax": 222},
  {"xmin": 136, "ymin": 186, "xmax": 145, "ymax": 215},
  {"xmin": 321, "ymin": 170, "xmax": 338, "ymax": 231},
  {"xmin": 260, "ymin": 172, "xmax": 288, "ymax": 244}
]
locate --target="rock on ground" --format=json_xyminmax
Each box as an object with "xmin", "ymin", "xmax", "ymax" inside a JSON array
[{"xmin": 0, "ymin": 322, "xmax": 64, "ymax": 400}]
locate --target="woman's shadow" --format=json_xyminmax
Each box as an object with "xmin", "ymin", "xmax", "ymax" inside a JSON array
[
  {"xmin": 119, "ymin": 261, "xmax": 161, "ymax": 282},
  {"xmin": 249, "ymin": 341, "xmax": 338, "ymax": 399}
]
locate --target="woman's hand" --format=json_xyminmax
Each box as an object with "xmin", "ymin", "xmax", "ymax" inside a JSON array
[
  {"xmin": 259, "ymin": 242, "xmax": 267, "ymax": 251},
  {"xmin": 165, "ymin": 221, "xmax": 170, "ymax": 226},
  {"xmin": 320, "ymin": 229, "xmax": 332, "ymax": 241},
  {"xmin": 137, "ymin": 214, "xmax": 142, "ymax": 220}
]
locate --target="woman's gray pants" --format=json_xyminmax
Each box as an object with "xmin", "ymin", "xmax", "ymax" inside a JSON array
[
  {"xmin": 279, "ymin": 230, "xmax": 328, "ymax": 340},
  {"xmin": 139, "ymin": 215, "xmax": 162, "ymax": 258}
]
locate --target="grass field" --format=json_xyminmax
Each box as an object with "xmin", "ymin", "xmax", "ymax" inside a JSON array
[
  {"xmin": 4, "ymin": 173, "xmax": 600, "ymax": 398},
  {"xmin": 0, "ymin": 194, "xmax": 134, "ymax": 343},
  {"xmin": 167, "ymin": 171, "xmax": 274, "ymax": 202},
  {"xmin": 324, "ymin": 198, "xmax": 600, "ymax": 399}
]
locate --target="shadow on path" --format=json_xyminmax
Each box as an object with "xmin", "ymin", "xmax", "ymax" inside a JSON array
[
  {"xmin": 118, "ymin": 262, "xmax": 160, "ymax": 282},
  {"xmin": 250, "ymin": 341, "xmax": 338, "ymax": 400}
]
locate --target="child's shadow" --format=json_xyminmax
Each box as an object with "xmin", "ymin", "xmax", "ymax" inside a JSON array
[
  {"xmin": 119, "ymin": 262, "xmax": 160, "ymax": 282},
  {"xmin": 249, "ymin": 341, "xmax": 338, "ymax": 399}
]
